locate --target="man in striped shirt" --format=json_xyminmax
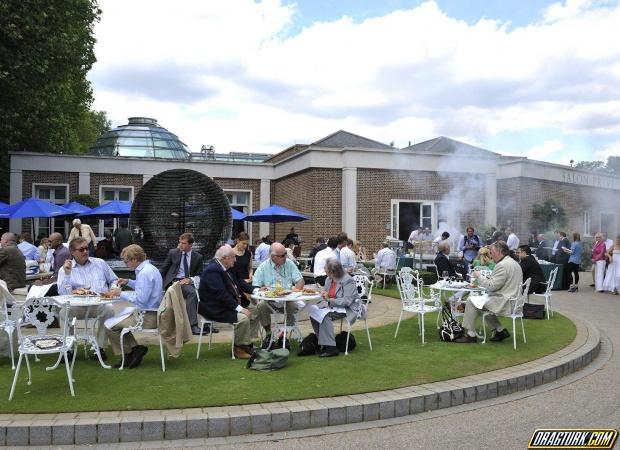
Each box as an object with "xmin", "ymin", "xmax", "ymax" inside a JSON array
[{"xmin": 57, "ymin": 237, "xmax": 118, "ymax": 360}]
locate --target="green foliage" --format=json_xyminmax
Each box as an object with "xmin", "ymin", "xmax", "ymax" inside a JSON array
[
  {"xmin": 528, "ymin": 199, "xmax": 567, "ymax": 233},
  {"xmin": 71, "ymin": 194, "xmax": 99, "ymax": 208},
  {"xmin": 575, "ymin": 156, "xmax": 620, "ymax": 175},
  {"xmin": 575, "ymin": 160, "xmax": 605, "ymax": 171},
  {"xmin": 0, "ymin": 0, "xmax": 103, "ymax": 201}
]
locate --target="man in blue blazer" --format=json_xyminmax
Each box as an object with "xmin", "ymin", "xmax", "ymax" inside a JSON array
[{"xmin": 198, "ymin": 244, "xmax": 258, "ymax": 359}]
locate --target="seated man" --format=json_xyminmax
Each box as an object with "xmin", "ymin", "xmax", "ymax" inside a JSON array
[
  {"xmin": 198, "ymin": 244, "xmax": 259, "ymax": 359},
  {"xmin": 105, "ymin": 244, "xmax": 163, "ymax": 368},
  {"xmin": 313, "ymin": 237, "xmax": 337, "ymax": 286},
  {"xmin": 434, "ymin": 243, "xmax": 458, "ymax": 278},
  {"xmin": 57, "ymin": 237, "xmax": 118, "ymax": 360},
  {"xmin": 17, "ymin": 233, "xmax": 39, "ymax": 261},
  {"xmin": 455, "ymin": 241, "xmax": 523, "ymax": 343},
  {"xmin": 254, "ymin": 236, "xmax": 272, "ymax": 265},
  {"xmin": 253, "ymin": 242, "xmax": 305, "ymax": 342},
  {"xmin": 375, "ymin": 242, "xmax": 396, "ymax": 271},
  {"xmin": 516, "ymin": 245, "xmax": 546, "ymax": 294},
  {"xmin": 0, "ymin": 232, "xmax": 26, "ymax": 293}
]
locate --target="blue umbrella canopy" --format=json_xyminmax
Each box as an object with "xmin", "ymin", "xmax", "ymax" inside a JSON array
[
  {"xmin": 0, "ymin": 197, "xmax": 74, "ymax": 219},
  {"xmin": 62, "ymin": 201, "xmax": 91, "ymax": 214},
  {"xmin": 231, "ymin": 208, "xmax": 246, "ymax": 220},
  {"xmin": 79, "ymin": 200, "xmax": 132, "ymax": 218},
  {"xmin": 243, "ymin": 204, "xmax": 309, "ymax": 223}
]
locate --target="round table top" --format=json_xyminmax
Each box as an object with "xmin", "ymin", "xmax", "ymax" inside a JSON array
[
  {"xmin": 251, "ymin": 290, "xmax": 322, "ymax": 302},
  {"xmin": 430, "ymin": 281, "xmax": 485, "ymax": 293},
  {"xmin": 52, "ymin": 295, "xmax": 121, "ymax": 307}
]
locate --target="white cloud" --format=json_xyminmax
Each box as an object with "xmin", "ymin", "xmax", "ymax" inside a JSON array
[
  {"xmin": 90, "ymin": 0, "xmax": 620, "ymax": 162},
  {"xmin": 525, "ymin": 139, "xmax": 564, "ymax": 159},
  {"xmin": 595, "ymin": 140, "xmax": 620, "ymax": 160}
]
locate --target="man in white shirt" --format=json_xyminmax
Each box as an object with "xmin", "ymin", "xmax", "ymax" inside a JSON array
[
  {"xmin": 408, "ymin": 227, "xmax": 423, "ymax": 245},
  {"xmin": 313, "ymin": 237, "xmax": 337, "ymax": 286},
  {"xmin": 57, "ymin": 237, "xmax": 118, "ymax": 360},
  {"xmin": 339, "ymin": 239, "xmax": 357, "ymax": 273},
  {"xmin": 68, "ymin": 218, "xmax": 98, "ymax": 256},
  {"xmin": 254, "ymin": 236, "xmax": 272, "ymax": 265},
  {"xmin": 505, "ymin": 228, "xmax": 520, "ymax": 251},
  {"xmin": 375, "ymin": 242, "xmax": 397, "ymax": 270}
]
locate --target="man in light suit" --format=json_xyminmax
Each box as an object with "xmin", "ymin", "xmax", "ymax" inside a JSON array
[
  {"xmin": 160, "ymin": 233, "xmax": 214, "ymax": 335},
  {"xmin": 455, "ymin": 241, "xmax": 523, "ymax": 343}
]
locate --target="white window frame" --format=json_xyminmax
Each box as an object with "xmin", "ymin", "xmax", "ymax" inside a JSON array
[
  {"xmin": 98, "ymin": 185, "xmax": 135, "ymax": 237},
  {"xmin": 583, "ymin": 210, "xmax": 592, "ymax": 237},
  {"xmin": 390, "ymin": 199, "xmax": 447, "ymax": 240},
  {"xmin": 32, "ymin": 182, "xmax": 70, "ymax": 238},
  {"xmin": 224, "ymin": 189, "xmax": 253, "ymax": 243}
]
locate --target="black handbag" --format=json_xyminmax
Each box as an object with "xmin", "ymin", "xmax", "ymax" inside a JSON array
[
  {"xmin": 438, "ymin": 303, "xmax": 464, "ymax": 342},
  {"xmin": 523, "ymin": 303, "xmax": 545, "ymax": 319}
]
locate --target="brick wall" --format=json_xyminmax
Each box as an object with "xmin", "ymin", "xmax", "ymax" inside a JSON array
[
  {"xmin": 271, "ymin": 168, "xmax": 342, "ymax": 251},
  {"xmin": 357, "ymin": 169, "xmax": 486, "ymax": 254},
  {"xmin": 213, "ymin": 177, "xmax": 261, "ymax": 244},
  {"xmin": 90, "ymin": 173, "xmax": 144, "ymax": 201}
]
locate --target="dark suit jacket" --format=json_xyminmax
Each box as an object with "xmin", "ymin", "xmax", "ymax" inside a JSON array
[
  {"xmin": 552, "ymin": 238, "xmax": 571, "ymax": 265},
  {"xmin": 535, "ymin": 240, "xmax": 549, "ymax": 260},
  {"xmin": 0, "ymin": 246, "xmax": 26, "ymax": 291},
  {"xmin": 160, "ymin": 248, "xmax": 204, "ymax": 288},
  {"xmin": 519, "ymin": 255, "xmax": 546, "ymax": 294},
  {"xmin": 198, "ymin": 260, "xmax": 253, "ymax": 324},
  {"xmin": 434, "ymin": 252, "xmax": 456, "ymax": 278}
]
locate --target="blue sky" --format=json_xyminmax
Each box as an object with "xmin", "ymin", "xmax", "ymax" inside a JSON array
[{"xmin": 90, "ymin": 0, "xmax": 620, "ymax": 165}]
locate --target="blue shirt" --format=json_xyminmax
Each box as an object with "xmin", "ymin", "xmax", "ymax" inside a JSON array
[
  {"xmin": 254, "ymin": 243, "xmax": 270, "ymax": 264},
  {"xmin": 568, "ymin": 241, "xmax": 582, "ymax": 265},
  {"xmin": 18, "ymin": 241, "xmax": 39, "ymax": 261},
  {"xmin": 252, "ymin": 259, "xmax": 302, "ymax": 288},
  {"xmin": 120, "ymin": 260, "xmax": 163, "ymax": 310}
]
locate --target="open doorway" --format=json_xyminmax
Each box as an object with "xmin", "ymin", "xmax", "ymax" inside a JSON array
[{"xmin": 391, "ymin": 201, "xmax": 433, "ymax": 241}]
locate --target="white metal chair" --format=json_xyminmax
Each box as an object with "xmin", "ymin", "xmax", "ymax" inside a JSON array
[
  {"xmin": 119, "ymin": 309, "xmax": 166, "ymax": 371},
  {"xmin": 347, "ymin": 274, "xmax": 374, "ymax": 352},
  {"xmin": 395, "ymin": 269, "xmax": 441, "ymax": 344},
  {"xmin": 191, "ymin": 277, "xmax": 236, "ymax": 360},
  {"xmin": 482, "ymin": 278, "xmax": 531, "ymax": 350},
  {"xmin": 533, "ymin": 267, "xmax": 558, "ymax": 320},
  {"xmin": 9, "ymin": 297, "xmax": 76, "ymax": 400},
  {"xmin": 373, "ymin": 257, "xmax": 399, "ymax": 289},
  {"xmin": 0, "ymin": 281, "xmax": 17, "ymax": 369}
]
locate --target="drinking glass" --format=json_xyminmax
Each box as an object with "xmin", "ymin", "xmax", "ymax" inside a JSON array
[{"xmin": 442, "ymin": 271, "xmax": 449, "ymax": 281}]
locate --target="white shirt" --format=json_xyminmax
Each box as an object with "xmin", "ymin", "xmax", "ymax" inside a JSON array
[
  {"xmin": 175, "ymin": 250, "xmax": 192, "ymax": 279},
  {"xmin": 254, "ymin": 242, "xmax": 270, "ymax": 264},
  {"xmin": 605, "ymin": 239, "xmax": 614, "ymax": 250},
  {"xmin": 57, "ymin": 257, "xmax": 119, "ymax": 294},
  {"xmin": 339, "ymin": 246, "xmax": 357, "ymax": 271},
  {"xmin": 506, "ymin": 233, "xmax": 520, "ymax": 250},
  {"xmin": 375, "ymin": 247, "xmax": 396, "ymax": 270},
  {"xmin": 408, "ymin": 230, "xmax": 422, "ymax": 243},
  {"xmin": 313, "ymin": 247, "xmax": 335, "ymax": 277}
]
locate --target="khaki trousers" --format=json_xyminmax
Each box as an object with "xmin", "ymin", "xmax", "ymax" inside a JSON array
[
  {"xmin": 462, "ymin": 298, "xmax": 502, "ymax": 333},
  {"xmin": 63, "ymin": 304, "xmax": 114, "ymax": 348},
  {"xmin": 105, "ymin": 311, "xmax": 158, "ymax": 355},
  {"xmin": 234, "ymin": 304, "xmax": 260, "ymax": 345},
  {"xmin": 256, "ymin": 301, "xmax": 298, "ymax": 329}
]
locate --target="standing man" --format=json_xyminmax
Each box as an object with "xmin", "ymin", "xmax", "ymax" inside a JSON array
[
  {"xmin": 68, "ymin": 218, "xmax": 98, "ymax": 256},
  {"xmin": 457, "ymin": 227, "xmax": 482, "ymax": 265},
  {"xmin": 48, "ymin": 232, "xmax": 71, "ymax": 279},
  {"xmin": 455, "ymin": 241, "xmax": 523, "ymax": 343},
  {"xmin": 198, "ymin": 245, "xmax": 259, "ymax": 359},
  {"xmin": 0, "ymin": 232, "xmax": 26, "ymax": 292},
  {"xmin": 308, "ymin": 237, "xmax": 327, "ymax": 273},
  {"xmin": 114, "ymin": 222, "xmax": 133, "ymax": 254},
  {"xmin": 505, "ymin": 228, "xmax": 520, "ymax": 252},
  {"xmin": 57, "ymin": 237, "xmax": 118, "ymax": 360},
  {"xmin": 333, "ymin": 232, "xmax": 348, "ymax": 262},
  {"xmin": 407, "ymin": 226, "xmax": 423, "ymax": 249},
  {"xmin": 160, "ymin": 233, "xmax": 211, "ymax": 335}
]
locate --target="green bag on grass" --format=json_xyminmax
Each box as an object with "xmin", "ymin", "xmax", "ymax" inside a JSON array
[{"xmin": 246, "ymin": 348, "xmax": 289, "ymax": 371}]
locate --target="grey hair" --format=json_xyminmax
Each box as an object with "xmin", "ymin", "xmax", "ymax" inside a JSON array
[
  {"xmin": 72, "ymin": 218, "xmax": 81, "ymax": 225},
  {"xmin": 325, "ymin": 259, "xmax": 345, "ymax": 279},
  {"xmin": 1, "ymin": 232, "xmax": 16, "ymax": 244},
  {"xmin": 215, "ymin": 244, "xmax": 233, "ymax": 260},
  {"xmin": 438, "ymin": 242, "xmax": 450, "ymax": 254}
]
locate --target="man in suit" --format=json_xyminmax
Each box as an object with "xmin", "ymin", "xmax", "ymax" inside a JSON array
[
  {"xmin": 551, "ymin": 231, "xmax": 571, "ymax": 290},
  {"xmin": 160, "ymin": 233, "xmax": 215, "ymax": 335},
  {"xmin": 534, "ymin": 233, "xmax": 550, "ymax": 260},
  {"xmin": 517, "ymin": 245, "xmax": 546, "ymax": 294},
  {"xmin": 0, "ymin": 232, "xmax": 26, "ymax": 292},
  {"xmin": 434, "ymin": 243, "xmax": 458, "ymax": 278},
  {"xmin": 198, "ymin": 244, "xmax": 259, "ymax": 359},
  {"xmin": 455, "ymin": 241, "xmax": 523, "ymax": 343}
]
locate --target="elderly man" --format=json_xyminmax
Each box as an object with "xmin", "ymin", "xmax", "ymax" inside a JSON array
[
  {"xmin": 434, "ymin": 242, "xmax": 458, "ymax": 278},
  {"xmin": 0, "ymin": 232, "xmax": 26, "ymax": 292},
  {"xmin": 160, "ymin": 233, "xmax": 210, "ymax": 335},
  {"xmin": 57, "ymin": 237, "xmax": 118, "ymax": 360},
  {"xmin": 253, "ymin": 242, "xmax": 305, "ymax": 341},
  {"xmin": 198, "ymin": 245, "xmax": 259, "ymax": 359},
  {"xmin": 68, "ymin": 218, "xmax": 98, "ymax": 256},
  {"xmin": 17, "ymin": 233, "xmax": 39, "ymax": 261},
  {"xmin": 534, "ymin": 234, "xmax": 550, "ymax": 260},
  {"xmin": 105, "ymin": 244, "xmax": 163, "ymax": 369},
  {"xmin": 455, "ymin": 241, "xmax": 523, "ymax": 343}
]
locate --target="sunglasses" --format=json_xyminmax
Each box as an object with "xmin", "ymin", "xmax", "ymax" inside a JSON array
[{"xmin": 74, "ymin": 247, "xmax": 89, "ymax": 253}]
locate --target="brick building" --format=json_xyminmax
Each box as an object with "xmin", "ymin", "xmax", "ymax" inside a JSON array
[{"xmin": 8, "ymin": 118, "xmax": 620, "ymax": 253}]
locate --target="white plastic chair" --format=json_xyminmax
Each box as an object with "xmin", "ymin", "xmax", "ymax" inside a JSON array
[
  {"xmin": 533, "ymin": 267, "xmax": 558, "ymax": 320},
  {"xmin": 0, "ymin": 281, "xmax": 17, "ymax": 369},
  {"xmin": 119, "ymin": 309, "xmax": 166, "ymax": 372},
  {"xmin": 395, "ymin": 269, "xmax": 441, "ymax": 344},
  {"xmin": 482, "ymin": 278, "xmax": 531, "ymax": 350},
  {"xmin": 191, "ymin": 277, "xmax": 236, "ymax": 360},
  {"xmin": 9, "ymin": 297, "xmax": 76, "ymax": 400}
]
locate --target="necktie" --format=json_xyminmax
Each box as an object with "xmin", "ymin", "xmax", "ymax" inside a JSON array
[
  {"xmin": 225, "ymin": 270, "xmax": 242, "ymax": 304},
  {"xmin": 183, "ymin": 253, "xmax": 190, "ymax": 278}
]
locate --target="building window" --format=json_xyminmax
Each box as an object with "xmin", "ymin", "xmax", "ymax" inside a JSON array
[
  {"xmin": 225, "ymin": 190, "xmax": 251, "ymax": 240},
  {"xmin": 99, "ymin": 186, "xmax": 134, "ymax": 237},
  {"xmin": 583, "ymin": 210, "xmax": 592, "ymax": 237},
  {"xmin": 601, "ymin": 212, "xmax": 617, "ymax": 238},
  {"xmin": 33, "ymin": 184, "xmax": 68, "ymax": 239}
]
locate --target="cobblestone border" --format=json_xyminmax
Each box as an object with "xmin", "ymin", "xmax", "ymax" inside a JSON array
[{"xmin": 0, "ymin": 315, "xmax": 600, "ymax": 446}]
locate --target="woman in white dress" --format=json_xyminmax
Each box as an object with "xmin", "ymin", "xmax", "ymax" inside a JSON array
[{"xmin": 602, "ymin": 236, "xmax": 620, "ymax": 295}]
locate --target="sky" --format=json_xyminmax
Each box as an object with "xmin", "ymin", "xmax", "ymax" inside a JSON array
[{"xmin": 89, "ymin": 0, "xmax": 620, "ymax": 165}]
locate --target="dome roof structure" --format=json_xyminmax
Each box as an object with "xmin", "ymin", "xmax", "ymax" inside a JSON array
[{"xmin": 89, "ymin": 117, "xmax": 191, "ymax": 160}]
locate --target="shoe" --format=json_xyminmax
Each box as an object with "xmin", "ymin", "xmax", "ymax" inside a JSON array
[
  {"xmin": 454, "ymin": 335, "xmax": 478, "ymax": 343},
  {"xmin": 319, "ymin": 346, "xmax": 339, "ymax": 357},
  {"xmin": 238, "ymin": 343, "xmax": 254, "ymax": 354},
  {"xmin": 127, "ymin": 345, "xmax": 148, "ymax": 369},
  {"xmin": 192, "ymin": 326, "xmax": 203, "ymax": 335},
  {"xmin": 203, "ymin": 324, "xmax": 219, "ymax": 334},
  {"xmin": 567, "ymin": 286, "xmax": 576, "ymax": 293},
  {"xmin": 234, "ymin": 345, "xmax": 251, "ymax": 359},
  {"xmin": 113, "ymin": 353, "xmax": 134, "ymax": 369},
  {"xmin": 97, "ymin": 349, "xmax": 108, "ymax": 362},
  {"xmin": 489, "ymin": 328, "xmax": 510, "ymax": 342},
  {"xmin": 589, "ymin": 283, "xmax": 595, "ymax": 287}
]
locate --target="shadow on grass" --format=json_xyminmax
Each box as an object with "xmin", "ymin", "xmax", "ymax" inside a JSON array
[{"xmin": 0, "ymin": 313, "xmax": 576, "ymax": 413}]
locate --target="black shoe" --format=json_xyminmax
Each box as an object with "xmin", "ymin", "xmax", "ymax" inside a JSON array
[
  {"xmin": 127, "ymin": 345, "xmax": 148, "ymax": 369},
  {"xmin": 490, "ymin": 328, "xmax": 510, "ymax": 342},
  {"xmin": 192, "ymin": 326, "xmax": 203, "ymax": 335},
  {"xmin": 589, "ymin": 283, "xmax": 595, "ymax": 287},
  {"xmin": 112, "ymin": 353, "xmax": 134, "ymax": 369},
  {"xmin": 319, "ymin": 346, "xmax": 339, "ymax": 357},
  {"xmin": 454, "ymin": 335, "xmax": 478, "ymax": 343},
  {"xmin": 98, "ymin": 349, "xmax": 107, "ymax": 362},
  {"xmin": 203, "ymin": 324, "xmax": 219, "ymax": 334},
  {"xmin": 239, "ymin": 343, "xmax": 254, "ymax": 354}
]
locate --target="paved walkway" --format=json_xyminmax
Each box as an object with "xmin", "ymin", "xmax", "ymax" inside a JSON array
[{"xmin": 0, "ymin": 275, "xmax": 610, "ymax": 448}]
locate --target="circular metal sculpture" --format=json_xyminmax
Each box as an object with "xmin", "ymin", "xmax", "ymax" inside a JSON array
[{"xmin": 130, "ymin": 169, "xmax": 232, "ymax": 262}]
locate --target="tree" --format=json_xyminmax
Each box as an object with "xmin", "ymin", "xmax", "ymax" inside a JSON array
[
  {"xmin": 574, "ymin": 156, "xmax": 620, "ymax": 174},
  {"xmin": 575, "ymin": 160, "xmax": 605, "ymax": 171},
  {"xmin": 528, "ymin": 199, "xmax": 567, "ymax": 233},
  {"xmin": 71, "ymin": 194, "xmax": 99, "ymax": 209},
  {"xmin": 0, "ymin": 0, "xmax": 102, "ymax": 201}
]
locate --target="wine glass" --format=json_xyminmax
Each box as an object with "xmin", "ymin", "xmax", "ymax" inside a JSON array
[{"xmin": 442, "ymin": 271, "xmax": 449, "ymax": 281}]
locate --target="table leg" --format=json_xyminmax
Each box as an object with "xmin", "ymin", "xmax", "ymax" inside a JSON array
[{"xmin": 282, "ymin": 302, "xmax": 287, "ymax": 349}]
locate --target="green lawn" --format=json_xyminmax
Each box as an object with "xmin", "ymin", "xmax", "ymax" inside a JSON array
[{"xmin": 0, "ymin": 310, "xmax": 576, "ymax": 413}]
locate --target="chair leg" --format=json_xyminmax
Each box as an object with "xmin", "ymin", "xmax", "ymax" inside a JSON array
[
  {"xmin": 482, "ymin": 313, "xmax": 488, "ymax": 344},
  {"xmin": 512, "ymin": 318, "xmax": 517, "ymax": 350},
  {"xmin": 520, "ymin": 318, "xmax": 526, "ymax": 344},
  {"xmin": 208, "ymin": 325, "xmax": 213, "ymax": 350},
  {"xmin": 365, "ymin": 318, "xmax": 372, "ymax": 351},
  {"xmin": 420, "ymin": 313, "xmax": 426, "ymax": 344},
  {"xmin": 119, "ymin": 331, "xmax": 127, "ymax": 371},
  {"xmin": 8, "ymin": 353, "xmax": 23, "ymax": 400},
  {"xmin": 7, "ymin": 329, "xmax": 15, "ymax": 370},
  {"xmin": 24, "ymin": 353, "xmax": 32, "ymax": 385},
  {"xmin": 394, "ymin": 309, "xmax": 405, "ymax": 337},
  {"xmin": 196, "ymin": 324, "xmax": 204, "ymax": 360},
  {"xmin": 231, "ymin": 325, "xmax": 236, "ymax": 360},
  {"xmin": 159, "ymin": 334, "xmax": 166, "ymax": 372},
  {"xmin": 345, "ymin": 326, "xmax": 350, "ymax": 356},
  {"xmin": 63, "ymin": 351, "xmax": 75, "ymax": 396}
]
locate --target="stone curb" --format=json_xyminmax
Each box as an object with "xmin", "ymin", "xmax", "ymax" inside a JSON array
[{"xmin": 0, "ymin": 314, "xmax": 600, "ymax": 446}]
